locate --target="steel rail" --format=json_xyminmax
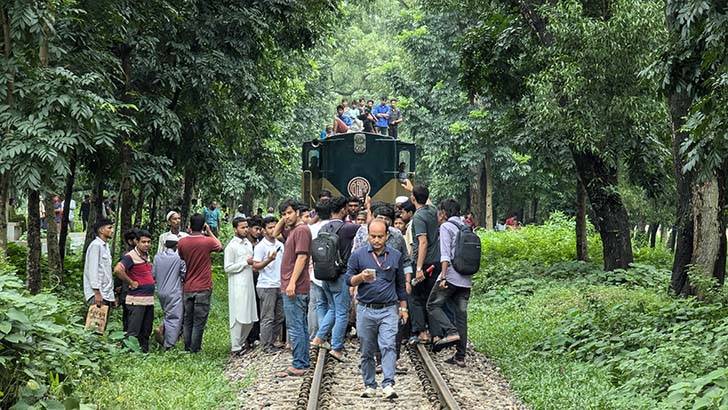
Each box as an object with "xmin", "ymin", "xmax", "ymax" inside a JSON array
[
  {"xmin": 307, "ymin": 347, "xmax": 328, "ymax": 410},
  {"xmin": 416, "ymin": 344, "xmax": 461, "ymax": 410}
]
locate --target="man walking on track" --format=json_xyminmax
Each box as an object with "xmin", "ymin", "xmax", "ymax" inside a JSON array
[
  {"xmin": 346, "ymin": 219, "xmax": 408, "ymax": 399},
  {"xmin": 427, "ymin": 199, "xmax": 471, "ymax": 367},
  {"xmin": 177, "ymin": 214, "xmax": 222, "ymax": 353},
  {"xmin": 224, "ymin": 217, "xmax": 259, "ymax": 356}
]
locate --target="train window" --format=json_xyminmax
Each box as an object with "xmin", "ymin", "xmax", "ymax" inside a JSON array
[
  {"xmin": 398, "ymin": 150, "xmax": 410, "ymax": 180},
  {"xmin": 308, "ymin": 150, "xmax": 320, "ymax": 170}
]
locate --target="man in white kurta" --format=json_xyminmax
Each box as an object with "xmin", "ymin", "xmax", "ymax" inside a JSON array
[
  {"xmin": 157, "ymin": 211, "xmax": 189, "ymax": 255},
  {"xmin": 224, "ymin": 217, "xmax": 258, "ymax": 355}
]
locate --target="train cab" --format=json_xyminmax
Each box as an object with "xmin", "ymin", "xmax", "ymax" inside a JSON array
[{"xmin": 301, "ymin": 132, "xmax": 416, "ymax": 206}]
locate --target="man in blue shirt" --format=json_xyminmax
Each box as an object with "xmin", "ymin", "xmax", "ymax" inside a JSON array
[
  {"xmin": 336, "ymin": 105, "xmax": 353, "ymax": 127},
  {"xmin": 202, "ymin": 200, "xmax": 221, "ymax": 237},
  {"xmin": 371, "ymin": 96, "xmax": 390, "ymax": 135},
  {"xmin": 346, "ymin": 219, "xmax": 408, "ymax": 399}
]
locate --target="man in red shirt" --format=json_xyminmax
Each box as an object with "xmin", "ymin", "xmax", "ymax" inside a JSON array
[
  {"xmin": 177, "ymin": 214, "xmax": 222, "ymax": 353},
  {"xmin": 114, "ymin": 230, "xmax": 155, "ymax": 352},
  {"xmin": 275, "ymin": 199, "xmax": 312, "ymax": 378}
]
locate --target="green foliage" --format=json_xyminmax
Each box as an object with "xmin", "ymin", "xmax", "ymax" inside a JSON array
[
  {"xmin": 469, "ymin": 223, "xmax": 728, "ymax": 410},
  {"xmin": 480, "ymin": 211, "xmax": 603, "ymax": 266},
  {"xmin": 76, "ymin": 264, "xmax": 240, "ymax": 410},
  {"xmin": 0, "ymin": 255, "xmax": 119, "ymax": 410}
]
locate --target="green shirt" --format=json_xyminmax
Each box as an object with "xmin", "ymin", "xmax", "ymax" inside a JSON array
[{"xmin": 411, "ymin": 204, "xmax": 440, "ymax": 267}]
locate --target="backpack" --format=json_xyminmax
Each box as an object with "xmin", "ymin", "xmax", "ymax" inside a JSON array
[
  {"xmin": 446, "ymin": 220, "xmax": 481, "ymax": 275},
  {"xmin": 312, "ymin": 221, "xmax": 345, "ymax": 281}
]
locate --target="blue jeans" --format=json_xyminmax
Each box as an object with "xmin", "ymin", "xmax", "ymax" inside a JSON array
[
  {"xmin": 356, "ymin": 304, "xmax": 398, "ymax": 389},
  {"xmin": 283, "ymin": 293, "xmax": 310, "ymax": 370},
  {"xmin": 316, "ymin": 275, "xmax": 351, "ymax": 351},
  {"xmin": 309, "ymin": 283, "xmax": 325, "ymax": 339}
]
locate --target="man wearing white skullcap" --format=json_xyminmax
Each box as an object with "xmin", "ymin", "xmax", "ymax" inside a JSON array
[{"xmin": 157, "ymin": 211, "xmax": 190, "ymax": 255}]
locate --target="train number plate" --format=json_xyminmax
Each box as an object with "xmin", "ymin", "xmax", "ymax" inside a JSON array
[{"xmin": 347, "ymin": 177, "xmax": 371, "ymax": 198}]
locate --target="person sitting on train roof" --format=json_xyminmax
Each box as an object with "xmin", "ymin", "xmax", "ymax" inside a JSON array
[
  {"xmin": 320, "ymin": 124, "xmax": 333, "ymax": 140},
  {"xmin": 337, "ymin": 104, "xmax": 353, "ymax": 127},
  {"xmin": 333, "ymin": 106, "xmax": 349, "ymax": 135},
  {"xmin": 372, "ymin": 96, "xmax": 390, "ymax": 136}
]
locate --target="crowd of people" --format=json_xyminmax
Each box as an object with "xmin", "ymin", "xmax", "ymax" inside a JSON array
[
  {"xmin": 82, "ymin": 179, "xmax": 478, "ymax": 400},
  {"xmin": 321, "ymin": 96, "xmax": 403, "ymax": 139}
]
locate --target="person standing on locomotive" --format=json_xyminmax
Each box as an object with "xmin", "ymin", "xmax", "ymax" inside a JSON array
[
  {"xmin": 388, "ymin": 98, "xmax": 403, "ymax": 139},
  {"xmin": 372, "ymin": 96, "xmax": 390, "ymax": 135},
  {"xmin": 346, "ymin": 219, "xmax": 408, "ymax": 399},
  {"xmin": 427, "ymin": 199, "xmax": 471, "ymax": 367},
  {"xmin": 408, "ymin": 184, "xmax": 440, "ymax": 344}
]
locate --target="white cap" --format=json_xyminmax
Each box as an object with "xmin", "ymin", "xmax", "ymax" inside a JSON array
[
  {"xmin": 395, "ymin": 196, "xmax": 408, "ymax": 205},
  {"xmin": 166, "ymin": 211, "xmax": 179, "ymax": 221}
]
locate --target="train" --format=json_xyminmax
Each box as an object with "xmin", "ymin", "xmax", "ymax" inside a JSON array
[{"xmin": 301, "ymin": 132, "xmax": 416, "ymax": 206}]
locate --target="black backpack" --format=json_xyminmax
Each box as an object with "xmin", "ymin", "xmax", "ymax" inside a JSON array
[
  {"xmin": 312, "ymin": 221, "xmax": 345, "ymax": 281},
  {"xmin": 446, "ymin": 220, "xmax": 481, "ymax": 275}
]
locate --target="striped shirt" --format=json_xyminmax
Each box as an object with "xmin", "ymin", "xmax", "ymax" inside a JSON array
[{"xmin": 119, "ymin": 249, "xmax": 155, "ymax": 306}]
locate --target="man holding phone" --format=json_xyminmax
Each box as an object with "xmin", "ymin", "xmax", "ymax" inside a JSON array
[
  {"xmin": 346, "ymin": 219, "xmax": 408, "ymax": 399},
  {"xmin": 252, "ymin": 216, "xmax": 286, "ymax": 353}
]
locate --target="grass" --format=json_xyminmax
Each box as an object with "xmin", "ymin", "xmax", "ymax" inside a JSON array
[
  {"xmin": 77, "ymin": 259, "xmax": 243, "ymax": 410},
  {"xmin": 468, "ymin": 284, "xmax": 668, "ymax": 410}
]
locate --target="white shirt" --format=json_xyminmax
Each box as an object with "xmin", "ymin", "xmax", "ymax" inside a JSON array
[
  {"xmin": 253, "ymin": 237, "xmax": 284, "ymax": 288},
  {"xmin": 83, "ymin": 237, "xmax": 115, "ymax": 302},
  {"xmin": 157, "ymin": 231, "xmax": 189, "ymax": 255},
  {"xmin": 224, "ymin": 236, "xmax": 258, "ymax": 326},
  {"xmin": 61, "ymin": 199, "xmax": 76, "ymax": 221}
]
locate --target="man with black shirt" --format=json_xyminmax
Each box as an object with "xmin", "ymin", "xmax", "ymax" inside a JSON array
[
  {"xmin": 388, "ymin": 98, "xmax": 403, "ymax": 139},
  {"xmin": 80, "ymin": 195, "xmax": 91, "ymax": 231},
  {"xmin": 408, "ymin": 184, "xmax": 440, "ymax": 344}
]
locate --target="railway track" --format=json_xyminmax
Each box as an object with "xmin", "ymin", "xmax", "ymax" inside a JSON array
[{"xmin": 233, "ymin": 339, "xmax": 527, "ymax": 409}]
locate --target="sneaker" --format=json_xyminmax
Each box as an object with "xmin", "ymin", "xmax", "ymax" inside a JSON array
[
  {"xmin": 375, "ymin": 364, "xmax": 383, "ymax": 374},
  {"xmin": 383, "ymin": 385, "xmax": 398, "ymax": 399},
  {"xmin": 361, "ymin": 387, "xmax": 377, "ymax": 398}
]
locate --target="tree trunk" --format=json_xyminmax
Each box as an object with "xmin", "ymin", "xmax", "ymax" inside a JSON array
[
  {"xmin": 572, "ymin": 150, "xmax": 633, "ymax": 271},
  {"xmin": 660, "ymin": 224, "xmax": 668, "ymax": 246},
  {"xmin": 648, "ymin": 223, "xmax": 659, "ymax": 248},
  {"xmin": 83, "ymin": 172, "xmax": 104, "ymax": 258},
  {"xmin": 148, "ymin": 191, "xmax": 158, "ymax": 233},
  {"xmin": 690, "ymin": 176, "xmax": 726, "ymax": 285},
  {"xmin": 117, "ymin": 44, "xmax": 134, "ymax": 235},
  {"xmin": 134, "ymin": 186, "xmax": 145, "ymax": 228},
  {"xmin": 0, "ymin": 177, "xmax": 6, "ymax": 252},
  {"xmin": 484, "ymin": 155, "xmax": 494, "ymax": 230},
  {"xmin": 181, "ymin": 164, "xmax": 196, "ymax": 229},
  {"xmin": 242, "ymin": 187, "xmax": 255, "ymax": 217},
  {"xmin": 58, "ymin": 155, "xmax": 76, "ymax": 271},
  {"xmin": 576, "ymin": 178, "xmax": 589, "ymax": 261},
  {"xmin": 667, "ymin": 225, "xmax": 677, "ymax": 252},
  {"xmin": 26, "ymin": 190, "xmax": 41, "ymax": 294},
  {"xmin": 668, "ymin": 81, "xmax": 696, "ymax": 294},
  {"xmin": 44, "ymin": 195, "xmax": 62, "ymax": 284},
  {"xmin": 469, "ymin": 161, "xmax": 486, "ymax": 228}
]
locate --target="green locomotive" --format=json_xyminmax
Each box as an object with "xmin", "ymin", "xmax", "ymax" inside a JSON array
[{"xmin": 301, "ymin": 132, "xmax": 416, "ymax": 206}]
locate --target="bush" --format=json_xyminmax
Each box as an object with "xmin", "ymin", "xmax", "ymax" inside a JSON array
[
  {"xmin": 480, "ymin": 211, "xmax": 603, "ymax": 266},
  {"xmin": 0, "ymin": 254, "xmax": 120, "ymax": 409}
]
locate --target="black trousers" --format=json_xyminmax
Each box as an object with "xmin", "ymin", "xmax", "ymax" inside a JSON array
[
  {"xmin": 427, "ymin": 283, "xmax": 470, "ymax": 361},
  {"xmin": 183, "ymin": 290, "xmax": 212, "ymax": 352},
  {"xmin": 410, "ymin": 263, "xmax": 441, "ymax": 334},
  {"xmin": 127, "ymin": 305, "xmax": 154, "ymax": 353}
]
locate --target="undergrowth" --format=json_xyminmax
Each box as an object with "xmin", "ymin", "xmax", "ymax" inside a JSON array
[{"xmin": 469, "ymin": 213, "xmax": 726, "ymax": 410}]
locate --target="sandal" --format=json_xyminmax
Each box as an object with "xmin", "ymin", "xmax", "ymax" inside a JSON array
[
  {"xmin": 328, "ymin": 349, "xmax": 346, "ymax": 362},
  {"xmin": 445, "ymin": 356, "xmax": 466, "ymax": 368},
  {"xmin": 275, "ymin": 367, "xmax": 307, "ymax": 378}
]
